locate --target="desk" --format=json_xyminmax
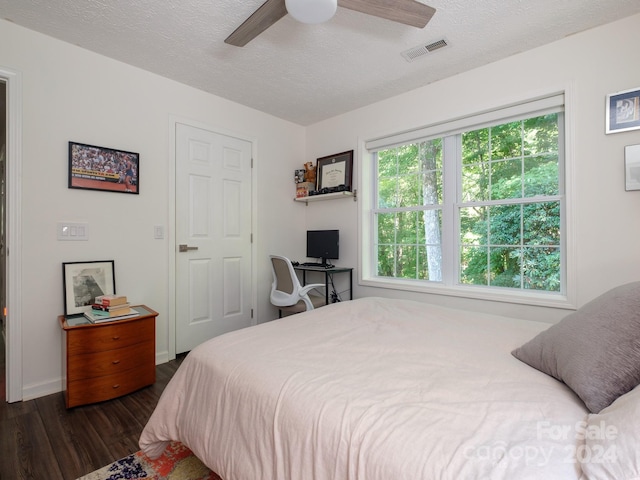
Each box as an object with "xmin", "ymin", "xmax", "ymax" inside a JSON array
[{"xmin": 294, "ymin": 265, "xmax": 353, "ymax": 305}]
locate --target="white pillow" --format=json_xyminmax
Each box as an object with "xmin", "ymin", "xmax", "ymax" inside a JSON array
[{"xmin": 581, "ymin": 384, "xmax": 640, "ymax": 480}]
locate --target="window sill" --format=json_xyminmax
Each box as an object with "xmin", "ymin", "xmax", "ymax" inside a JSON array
[{"xmin": 360, "ymin": 277, "xmax": 576, "ymax": 310}]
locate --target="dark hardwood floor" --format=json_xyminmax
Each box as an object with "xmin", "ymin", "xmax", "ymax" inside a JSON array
[{"xmin": 0, "ymin": 340, "xmax": 185, "ymax": 480}]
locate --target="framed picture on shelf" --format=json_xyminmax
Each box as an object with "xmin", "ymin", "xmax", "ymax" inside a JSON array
[
  {"xmin": 606, "ymin": 87, "xmax": 640, "ymax": 134},
  {"xmin": 316, "ymin": 150, "xmax": 353, "ymax": 192},
  {"xmin": 62, "ymin": 260, "xmax": 116, "ymax": 315},
  {"xmin": 68, "ymin": 141, "xmax": 139, "ymax": 194}
]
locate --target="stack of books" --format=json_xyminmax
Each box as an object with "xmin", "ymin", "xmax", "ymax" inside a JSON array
[{"xmin": 84, "ymin": 294, "xmax": 140, "ymax": 323}]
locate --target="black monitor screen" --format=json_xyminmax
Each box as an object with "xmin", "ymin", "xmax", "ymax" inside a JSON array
[{"xmin": 306, "ymin": 230, "xmax": 339, "ymax": 263}]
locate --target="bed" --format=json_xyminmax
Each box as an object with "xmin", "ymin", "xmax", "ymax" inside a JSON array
[{"xmin": 140, "ymin": 287, "xmax": 640, "ymax": 480}]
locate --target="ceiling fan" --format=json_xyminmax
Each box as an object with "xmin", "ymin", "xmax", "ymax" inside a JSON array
[{"xmin": 224, "ymin": 0, "xmax": 436, "ymax": 47}]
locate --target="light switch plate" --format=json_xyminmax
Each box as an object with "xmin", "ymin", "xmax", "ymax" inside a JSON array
[
  {"xmin": 154, "ymin": 225, "xmax": 164, "ymax": 239},
  {"xmin": 57, "ymin": 222, "xmax": 89, "ymax": 241}
]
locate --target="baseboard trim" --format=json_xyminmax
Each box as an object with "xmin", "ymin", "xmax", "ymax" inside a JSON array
[
  {"xmin": 22, "ymin": 377, "xmax": 62, "ymax": 402},
  {"xmin": 156, "ymin": 350, "xmax": 170, "ymax": 365}
]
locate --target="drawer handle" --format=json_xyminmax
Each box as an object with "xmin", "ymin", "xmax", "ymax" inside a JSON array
[
  {"xmin": 112, "ymin": 336, "xmax": 120, "ymax": 340},
  {"xmin": 112, "ymin": 360, "xmax": 121, "ymax": 365},
  {"xmin": 112, "ymin": 384, "xmax": 120, "ymax": 389}
]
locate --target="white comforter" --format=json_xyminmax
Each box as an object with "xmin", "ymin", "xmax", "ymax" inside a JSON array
[{"xmin": 140, "ymin": 297, "xmax": 588, "ymax": 479}]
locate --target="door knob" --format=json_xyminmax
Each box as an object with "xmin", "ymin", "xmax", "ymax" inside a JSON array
[{"xmin": 179, "ymin": 244, "xmax": 199, "ymax": 252}]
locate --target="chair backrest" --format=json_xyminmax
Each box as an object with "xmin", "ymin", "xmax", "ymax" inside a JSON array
[
  {"xmin": 270, "ymin": 255, "xmax": 305, "ymax": 307},
  {"xmin": 271, "ymin": 256, "xmax": 295, "ymax": 295}
]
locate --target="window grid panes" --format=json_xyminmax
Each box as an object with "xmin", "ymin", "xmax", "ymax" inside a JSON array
[
  {"xmin": 373, "ymin": 112, "xmax": 563, "ymax": 294},
  {"xmin": 374, "ymin": 140, "xmax": 444, "ymax": 281}
]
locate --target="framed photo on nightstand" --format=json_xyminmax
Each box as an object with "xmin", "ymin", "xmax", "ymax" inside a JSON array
[{"xmin": 62, "ymin": 260, "xmax": 115, "ymax": 315}]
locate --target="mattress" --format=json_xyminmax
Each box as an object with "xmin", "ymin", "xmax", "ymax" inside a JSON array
[{"xmin": 140, "ymin": 297, "xmax": 588, "ymax": 479}]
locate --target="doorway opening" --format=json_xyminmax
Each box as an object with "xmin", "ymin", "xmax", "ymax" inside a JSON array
[
  {"xmin": 0, "ymin": 79, "xmax": 6, "ymax": 401},
  {"xmin": 1, "ymin": 66, "xmax": 22, "ymax": 404}
]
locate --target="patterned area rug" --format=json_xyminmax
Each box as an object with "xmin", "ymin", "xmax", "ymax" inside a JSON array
[{"xmin": 76, "ymin": 441, "xmax": 222, "ymax": 480}]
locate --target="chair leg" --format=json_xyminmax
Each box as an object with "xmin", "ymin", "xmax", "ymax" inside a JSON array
[
  {"xmin": 302, "ymin": 296, "xmax": 314, "ymax": 311},
  {"xmin": 279, "ymin": 309, "xmax": 282, "ymax": 318}
]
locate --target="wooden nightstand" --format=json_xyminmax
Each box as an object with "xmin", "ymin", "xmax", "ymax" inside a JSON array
[{"xmin": 58, "ymin": 305, "xmax": 158, "ymax": 408}]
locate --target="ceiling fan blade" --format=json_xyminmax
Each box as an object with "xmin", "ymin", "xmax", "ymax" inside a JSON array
[
  {"xmin": 338, "ymin": 0, "xmax": 435, "ymax": 29},
  {"xmin": 225, "ymin": 0, "xmax": 288, "ymax": 47}
]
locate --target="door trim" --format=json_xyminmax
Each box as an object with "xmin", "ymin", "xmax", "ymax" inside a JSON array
[
  {"xmin": 167, "ymin": 115, "xmax": 258, "ymax": 359},
  {"xmin": 2, "ymin": 66, "xmax": 23, "ymax": 402}
]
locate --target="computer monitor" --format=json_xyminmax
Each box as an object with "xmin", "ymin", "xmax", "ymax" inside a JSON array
[{"xmin": 306, "ymin": 230, "xmax": 339, "ymax": 265}]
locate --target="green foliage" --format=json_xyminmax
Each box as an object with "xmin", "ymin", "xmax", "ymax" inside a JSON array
[
  {"xmin": 459, "ymin": 114, "xmax": 561, "ymax": 291},
  {"xmin": 376, "ymin": 113, "xmax": 561, "ymax": 292},
  {"xmin": 376, "ymin": 140, "xmax": 443, "ymax": 280}
]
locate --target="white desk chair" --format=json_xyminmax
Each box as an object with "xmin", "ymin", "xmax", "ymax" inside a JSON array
[{"xmin": 270, "ymin": 255, "xmax": 326, "ymax": 318}]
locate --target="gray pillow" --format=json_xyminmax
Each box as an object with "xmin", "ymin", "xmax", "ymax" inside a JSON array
[{"xmin": 511, "ymin": 281, "xmax": 640, "ymax": 413}]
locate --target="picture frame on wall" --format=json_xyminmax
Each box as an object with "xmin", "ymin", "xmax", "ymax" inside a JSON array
[
  {"xmin": 69, "ymin": 141, "xmax": 139, "ymax": 194},
  {"xmin": 625, "ymin": 144, "xmax": 640, "ymax": 191},
  {"xmin": 316, "ymin": 150, "xmax": 354, "ymax": 192},
  {"xmin": 606, "ymin": 87, "xmax": 640, "ymax": 134},
  {"xmin": 62, "ymin": 260, "xmax": 116, "ymax": 315}
]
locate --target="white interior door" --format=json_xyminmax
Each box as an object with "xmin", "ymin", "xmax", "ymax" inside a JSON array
[{"xmin": 175, "ymin": 123, "xmax": 253, "ymax": 354}]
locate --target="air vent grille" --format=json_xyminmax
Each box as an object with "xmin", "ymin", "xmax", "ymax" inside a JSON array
[{"xmin": 401, "ymin": 38, "xmax": 449, "ymax": 62}]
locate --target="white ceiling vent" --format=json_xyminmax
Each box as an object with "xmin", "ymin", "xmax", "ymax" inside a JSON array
[{"xmin": 401, "ymin": 38, "xmax": 449, "ymax": 62}]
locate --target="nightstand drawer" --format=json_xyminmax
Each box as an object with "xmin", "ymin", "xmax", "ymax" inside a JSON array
[
  {"xmin": 67, "ymin": 317, "xmax": 154, "ymax": 356},
  {"xmin": 66, "ymin": 363, "xmax": 155, "ymax": 407},
  {"xmin": 67, "ymin": 340, "xmax": 154, "ymax": 381}
]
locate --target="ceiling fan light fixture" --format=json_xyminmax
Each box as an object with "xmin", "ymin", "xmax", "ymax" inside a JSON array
[{"xmin": 285, "ymin": 0, "xmax": 337, "ymax": 24}]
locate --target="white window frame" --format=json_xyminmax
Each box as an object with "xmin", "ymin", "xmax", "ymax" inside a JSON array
[{"xmin": 359, "ymin": 91, "xmax": 576, "ymax": 309}]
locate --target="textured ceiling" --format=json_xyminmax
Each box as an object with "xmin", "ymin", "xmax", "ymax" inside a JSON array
[{"xmin": 1, "ymin": 0, "xmax": 639, "ymax": 126}]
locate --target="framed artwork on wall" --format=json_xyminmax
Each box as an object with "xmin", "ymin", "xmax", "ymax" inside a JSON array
[
  {"xmin": 316, "ymin": 150, "xmax": 354, "ymax": 192},
  {"xmin": 69, "ymin": 141, "xmax": 139, "ymax": 194},
  {"xmin": 606, "ymin": 87, "xmax": 640, "ymax": 134},
  {"xmin": 62, "ymin": 260, "xmax": 116, "ymax": 315}
]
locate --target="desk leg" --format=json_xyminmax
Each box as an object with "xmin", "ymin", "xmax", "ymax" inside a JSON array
[
  {"xmin": 325, "ymin": 272, "xmax": 330, "ymax": 305},
  {"xmin": 349, "ymin": 270, "xmax": 353, "ymax": 300},
  {"xmin": 302, "ymin": 270, "xmax": 328, "ymax": 305}
]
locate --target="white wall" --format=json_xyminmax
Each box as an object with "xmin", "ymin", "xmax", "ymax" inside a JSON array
[
  {"xmin": 3, "ymin": 13, "xmax": 640, "ymax": 401},
  {"xmin": 304, "ymin": 13, "xmax": 640, "ymax": 323},
  {"xmin": 0, "ymin": 20, "xmax": 306, "ymax": 400}
]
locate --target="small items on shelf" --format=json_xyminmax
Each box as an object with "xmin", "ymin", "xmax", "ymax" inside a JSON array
[
  {"xmin": 293, "ymin": 157, "xmax": 355, "ymax": 202},
  {"xmin": 296, "ymin": 182, "xmax": 315, "ymax": 198},
  {"xmin": 295, "ymin": 162, "xmax": 317, "ymax": 199}
]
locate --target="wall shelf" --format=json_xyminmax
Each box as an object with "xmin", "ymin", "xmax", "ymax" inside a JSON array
[{"xmin": 294, "ymin": 190, "xmax": 356, "ymax": 205}]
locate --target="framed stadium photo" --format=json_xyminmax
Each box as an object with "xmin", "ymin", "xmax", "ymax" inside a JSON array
[{"xmin": 68, "ymin": 141, "xmax": 139, "ymax": 194}]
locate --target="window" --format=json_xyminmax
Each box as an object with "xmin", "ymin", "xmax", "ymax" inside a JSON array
[
  {"xmin": 376, "ymin": 140, "xmax": 444, "ymax": 282},
  {"xmin": 365, "ymin": 94, "xmax": 567, "ymax": 302}
]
